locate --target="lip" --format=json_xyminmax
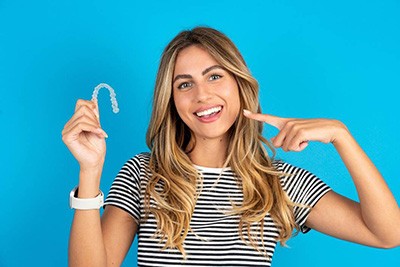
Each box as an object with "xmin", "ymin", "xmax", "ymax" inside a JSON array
[{"xmin": 193, "ymin": 105, "xmax": 223, "ymax": 123}]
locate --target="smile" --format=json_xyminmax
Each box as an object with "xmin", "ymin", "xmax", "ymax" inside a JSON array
[{"xmin": 195, "ymin": 106, "xmax": 222, "ymax": 118}]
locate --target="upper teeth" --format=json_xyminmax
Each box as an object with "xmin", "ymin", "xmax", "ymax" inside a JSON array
[{"xmin": 196, "ymin": 106, "xmax": 222, "ymax": 117}]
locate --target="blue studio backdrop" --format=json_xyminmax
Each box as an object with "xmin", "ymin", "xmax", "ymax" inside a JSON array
[{"xmin": 0, "ymin": 0, "xmax": 399, "ymax": 266}]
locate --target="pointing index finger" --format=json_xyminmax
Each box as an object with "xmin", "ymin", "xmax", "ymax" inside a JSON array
[{"xmin": 243, "ymin": 109, "xmax": 288, "ymax": 130}]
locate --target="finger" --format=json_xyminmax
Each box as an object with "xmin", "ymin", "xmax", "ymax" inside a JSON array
[
  {"xmin": 63, "ymin": 122, "xmax": 108, "ymax": 143},
  {"xmin": 64, "ymin": 105, "xmax": 100, "ymax": 131},
  {"xmin": 270, "ymin": 121, "xmax": 293, "ymax": 148},
  {"xmin": 63, "ymin": 121, "xmax": 107, "ymax": 139},
  {"xmin": 92, "ymin": 98, "xmax": 100, "ymax": 121},
  {"xmin": 271, "ymin": 133, "xmax": 285, "ymax": 148},
  {"xmin": 282, "ymin": 123, "xmax": 303, "ymax": 151},
  {"xmin": 286, "ymin": 130, "xmax": 309, "ymax": 151},
  {"xmin": 67, "ymin": 104, "xmax": 99, "ymax": 127},
  {"xmin": 243, "ymin": 109, "xmax": 289, "ymax": 130},
  {"xmin": 63, "ymin": 113, "xmax": 101, "ymax": 136},
  {"xmin": 72, "ymin": 99, "xmax": 100, "ymax": 126},
  {"xmin": 75, "ymin": 99, "xmax": 96, "ymax": 113},
  {"xmin": 296, "ymin": 141, "xmax": 309, "ymax": 152},
  {"xmin": 271, "ymin": 120, "xmax": 308, "ymax": 149}
]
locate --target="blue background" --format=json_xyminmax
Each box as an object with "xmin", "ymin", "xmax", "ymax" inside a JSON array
[{"xmin": 0, "ymin": 0, "xmax": 399, "ymax": 266}]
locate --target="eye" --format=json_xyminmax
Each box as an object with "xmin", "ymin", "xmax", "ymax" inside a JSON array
[
  {"xmin": 209, "ymin": 74, "xmax": 222, "ymax": 81},
  {"xmin": 177, "ymin": 82, "xmax": 192, "ymax": 90}
]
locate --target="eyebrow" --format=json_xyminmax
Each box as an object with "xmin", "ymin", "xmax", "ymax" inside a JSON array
[{"xmin": 173, "ymin": 65, "xmax": 224, "ymax": 84}]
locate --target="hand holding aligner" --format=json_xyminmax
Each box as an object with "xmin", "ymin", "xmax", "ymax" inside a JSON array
[{"xmin": 91, "ymin": 83, "xmax": 120, "ymax": 113}]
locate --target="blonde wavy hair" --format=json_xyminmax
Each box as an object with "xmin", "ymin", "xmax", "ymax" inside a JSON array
[{"xmin": 145, "ymin": 27, "xmax": 297, "ymax": 257}]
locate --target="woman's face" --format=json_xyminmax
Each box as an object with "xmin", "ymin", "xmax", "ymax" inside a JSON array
[{"xmin": 173, "ymin": 45, "xmax": 240, "ymax": 142}]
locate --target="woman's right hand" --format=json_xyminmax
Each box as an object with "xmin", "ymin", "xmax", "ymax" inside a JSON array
[{"xmin": 62, "ymin": 99, "xmax": 108, "ymax": 172}]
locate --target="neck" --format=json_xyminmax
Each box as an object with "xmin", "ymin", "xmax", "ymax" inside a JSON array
[{"xmin": 187, "ymin": 136, "xmax": 229, "ymax": 168}]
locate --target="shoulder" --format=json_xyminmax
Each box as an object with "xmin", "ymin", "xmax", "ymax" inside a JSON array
[
  {"xmin": 104, "ymin": 153, "xmax": 151, "ymax": 222},
  {"xmin": 271, "ymin": 159, "xmax": 327, "ymax": 190},
  {"xmin": 123, "ymin": 152, "xmax": 151, "ymax": 171},
  {"xmin": 271, "ymin": 159, "xmax": 304, "ymax": 185},
  {"xmin": 271, "ymin": 159, "xmax": 304, "ymax": 175},
  {"xmin": 115, "ymin": 152, "xmax": 151, "ymax": 184},
  {"xmin": 130, "ymin": 152, "xmax": 151, "ymax": 163},
  {"xmin": 272, "ymin": 159, "xmax": 331, "ymax": 205},
  {"xmin": 272, "ymin": 159, "xmax": 316, "ymax": 177}
]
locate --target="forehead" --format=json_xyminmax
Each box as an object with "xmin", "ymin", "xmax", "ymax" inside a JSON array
[{"xmin": 174, "ymin": 45, "xmax": 219, "ymax": 74}]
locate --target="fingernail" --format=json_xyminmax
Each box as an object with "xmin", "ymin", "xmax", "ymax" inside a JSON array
[
  {"xmin": 96, "ymin": 128, "xmax": 108, "ymax": 138},
  {"xmin": 243, "ymin": 109, "xmax": 252, "ymax": 116}
]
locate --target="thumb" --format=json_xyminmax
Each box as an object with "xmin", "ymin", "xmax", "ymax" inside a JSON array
[{"xmin": 92, "ymin": 99, "xmax": 101, "ymax": 123}]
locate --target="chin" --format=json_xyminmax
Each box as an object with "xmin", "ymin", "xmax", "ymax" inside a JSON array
[{"xmin": 194, "ymin": 127, "xmax": 232, "ymax": 141}]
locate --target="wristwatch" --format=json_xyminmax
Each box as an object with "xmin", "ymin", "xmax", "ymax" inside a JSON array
[{"xmin": 69, "ymin": 186, "xmax": 104, "ymax": 210}]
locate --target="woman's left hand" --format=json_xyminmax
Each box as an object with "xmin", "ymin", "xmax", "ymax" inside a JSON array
[{"xmin": 243, "ymin": 109, "xmax": 349, "ymax": 152}]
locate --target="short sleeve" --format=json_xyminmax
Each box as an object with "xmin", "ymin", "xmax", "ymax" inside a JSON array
[
  {"xmin": 103, "ymin": 155, "xmax": 143, "ymax": 224},
  {"xmin": 274, "ymin": 160, "xmax": 331, "ymax": 233}
]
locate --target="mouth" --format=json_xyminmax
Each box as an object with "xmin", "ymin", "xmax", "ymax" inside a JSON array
[{"xmin": 194, "ymin": 106, "xmax": 223, "ymax": 118}]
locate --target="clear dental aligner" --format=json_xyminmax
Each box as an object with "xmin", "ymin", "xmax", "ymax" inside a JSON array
[{"xmin": 91, "ymin": 83, "xmax": 120, "ymax": 113}]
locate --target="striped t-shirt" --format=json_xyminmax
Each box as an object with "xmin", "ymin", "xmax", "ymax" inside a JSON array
[{"xmin": 104, "ymin": 152, "xmax": 331, "ymax": 266}]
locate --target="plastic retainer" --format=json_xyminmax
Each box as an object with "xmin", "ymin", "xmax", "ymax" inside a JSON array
[{"xmin": 91, "ymin": 83, "xmax": 119, "ymax": 113}]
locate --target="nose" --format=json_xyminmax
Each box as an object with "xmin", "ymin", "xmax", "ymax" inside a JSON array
[{"xmin": 195, "ymin": 82, "xmax": 212, "ymax": 103}]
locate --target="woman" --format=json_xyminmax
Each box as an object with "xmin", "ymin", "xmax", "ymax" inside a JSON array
[{"xmin": 62, "ymin": 27, "xmax": 400, "ymax": 266}]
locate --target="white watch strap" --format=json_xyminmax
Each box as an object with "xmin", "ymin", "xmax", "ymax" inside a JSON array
[{"xmin": 69, "ymin": 186, "xmax": 104, "ymax": 210}]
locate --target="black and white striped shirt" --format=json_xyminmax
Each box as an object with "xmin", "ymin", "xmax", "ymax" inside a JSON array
[{"xmin": 104, "ymin": 152, "xmax": 331, "ymax": 266}]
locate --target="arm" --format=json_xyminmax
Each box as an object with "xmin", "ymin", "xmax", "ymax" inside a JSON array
[
  {"xmin": 68, "ymin": 169, "xmax": 107, "ymax": 266},
  {"xmin": 101, "ymin": 205, "xmax": 138, "ymax": 266},
  {"xmin": 306, "ymin": 126, "xmax": 400, "ymax": 248},
  {"xmin": 63, "ymin": 99, "xmax": 137, "ymax": 266},
  {"xmin": 68, "ymin": 170, "xmax": 137, "ymax": 267},
  {"xmin": 243, "ymin": 110, "xmax": 400, "ymax": 248}
]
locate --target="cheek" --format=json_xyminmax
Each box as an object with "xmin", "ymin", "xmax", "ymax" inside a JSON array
[
  {"xmin": 224, "ymin": 84, "xmax": 241, "ymax": 114},
  {"xmin": 173, "ymin": 91, "xmax": 183, "ymax": 112},
  {"xmin": 173, "ymin": 93, "xmax": 191, "ymax": 120}
]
